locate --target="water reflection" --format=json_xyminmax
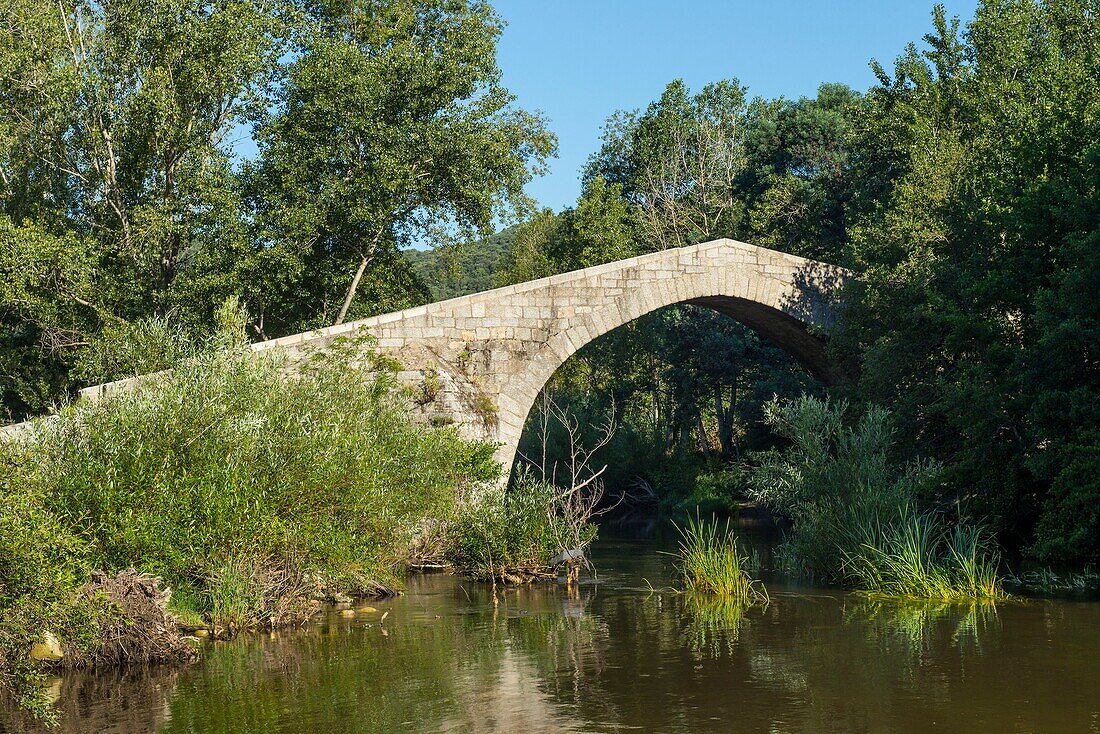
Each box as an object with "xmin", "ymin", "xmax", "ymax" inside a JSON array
[{"xmin": 5, "ymin": 534, "xmax": 1100, "ymax": 733}]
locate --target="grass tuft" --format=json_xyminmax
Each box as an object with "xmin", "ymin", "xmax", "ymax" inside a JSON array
[
  {"xmin": 669, "ymin": 514, "xmax": 769, "ymax": 604},
  {"xmin": 844, "ymin": 514, "xmax": 1004, "ymax": 601}
]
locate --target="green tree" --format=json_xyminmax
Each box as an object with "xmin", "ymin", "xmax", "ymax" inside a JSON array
[
  {"xmin": 586, "ymin": 79, "xmax": 750, "ymax": 250},
  {"xmin": 246, "ymin": 0, "xmax": 556, "ymax": 332},
  {"xmin": 838, "ymin": 1, "xmax": 1100, "ymax": 562},
  {"xmin": 0, "ymin": 0, "xmax": 288, "ymax": 417}
]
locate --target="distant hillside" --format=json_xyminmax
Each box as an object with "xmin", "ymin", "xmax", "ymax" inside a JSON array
[{"xmin": 405, "ymin": 226, "xmax": 517, "ymax": 301}]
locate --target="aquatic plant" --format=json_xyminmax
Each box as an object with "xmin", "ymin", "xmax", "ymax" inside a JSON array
[
  {"xmin": 750, "ymin": 396, "xmax": 1003, "ymax": 600},
  {"xmin": 1003, "ymin": 566, "xmax": 1100, "ymax": 595},
  {"xmin": 669, "ymin": 514, "xmax": 769, "ymax": 604},
  {"xmin": 844, "ymin": 515, "xmax": 1004, "ymax": 601}
]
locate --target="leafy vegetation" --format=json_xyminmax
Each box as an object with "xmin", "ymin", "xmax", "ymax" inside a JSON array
[
  {"xmin": 749, "ymin": 396, "xmax": 1002, "ymax": 599},
  {"xmin": 405, "ymin": 227, "xmax": 517, "ymax": 300},
  {"xmin": 668, "ymin": 514, "xmax": 768, "ymax": 604},
  {"xmin": 0, "ymin": 0, "xmax": 553, "ymax": 420},
  {"xmin": 0, "ymin": 339, "xmax": 502, "ymax": 715},
  {"xmin": 447, "ymin": 474, "xmax": 597, "ymax": 581}
]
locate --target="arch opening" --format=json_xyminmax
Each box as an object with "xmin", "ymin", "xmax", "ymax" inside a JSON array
[{"xmin": 505, "ymin": 299, "xmax": 832, "ymax": 515}]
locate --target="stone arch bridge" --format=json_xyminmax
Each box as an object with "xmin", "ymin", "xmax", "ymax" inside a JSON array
[{"xmin": 244, "ymin": 238, "xmax": 851, "ymax": 476}]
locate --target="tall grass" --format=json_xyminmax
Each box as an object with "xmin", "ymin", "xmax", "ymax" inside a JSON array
[
  {"xmin": 750, "ymin": 396, "xmax": 1004, "ymax": 600},
  {"xmin": 669, "ymin": 514, "xmax": 768, "ymax": 604},
  {"xmin": 844, "ymin": 515, "xmax": 1003, "ymax": 600}
]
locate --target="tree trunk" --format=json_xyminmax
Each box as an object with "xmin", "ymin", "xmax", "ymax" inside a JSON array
[{"xmin": 335, "ymin": 253, "xmax": 372, "ymax": 325}]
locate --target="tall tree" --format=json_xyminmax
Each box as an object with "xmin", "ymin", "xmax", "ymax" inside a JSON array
[
  {"xmin": 0, "ymin": 0, "xmax": 287, "ymax": 417},
  {"xmin": 247, "ymin": 0, "xmax": 556, "ymax": 332},
  {"xmin": 839, "ymin": 1, "xmax": 1100, "ymax": 562},
  {"xmin": 587, "ymin": 79, "xmax": 750, "ymax": 250}
]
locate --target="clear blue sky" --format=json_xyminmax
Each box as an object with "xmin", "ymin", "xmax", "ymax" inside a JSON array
[{"xmin": 494, "ymin": 0, "xmax": 979, "ymax": 212}]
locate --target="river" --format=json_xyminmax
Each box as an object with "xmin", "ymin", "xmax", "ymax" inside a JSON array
[{"xmin": 6, "ymin": 525, "xmax": 1100, "ymax": 733}]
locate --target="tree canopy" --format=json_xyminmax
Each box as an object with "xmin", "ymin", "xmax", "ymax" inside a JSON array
[{"xmin": 3, "ymin": 0, "xmax": 1099, "ymax": 565}]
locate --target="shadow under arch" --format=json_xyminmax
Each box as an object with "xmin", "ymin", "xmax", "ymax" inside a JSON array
[{"xmin": 497, "ymin": 255, "xmax": 849, "ymax": 480}]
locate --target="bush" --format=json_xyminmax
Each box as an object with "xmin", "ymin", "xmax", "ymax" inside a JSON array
[
  {"xmin": 0, "ymin": 443, "xmax": 95, "ymax": 722},
  {"xmin": 1029, "ymin": 437, "xmax": 1100, "ymax": 564},
  {"xmin": 656, "ymin": 460, "xmax": 749, "ymax": 517},
  {"xmin": 447, "ymin": 473, "xmax": 596, "ymax": 580},
  {"xmin": 72, "ymin": 297, "xmax": 251, "ymax": 386},
  {"xmin": 749, "ymin": 396, "xmax": 1002, "ymax": 599},
  {"xmin": 6, "ymin": 336, "xmax": 498, "ymax": 632}
]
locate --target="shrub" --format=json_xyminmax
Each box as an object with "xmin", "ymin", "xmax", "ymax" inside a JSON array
[
  {"xmin": 447, "ymin": 473, "xmax": 596, "ymax": 580},
  {"xmin": 0, "ymin": 443, "xmax": 95, "ymax": 722},
  {"xmin": 749, "ymin": 396, "xmax": 1002, "ymax": 599},
  {"xmin": 13, "ymin": 337, "xmax": 499, "ymax": 626}
]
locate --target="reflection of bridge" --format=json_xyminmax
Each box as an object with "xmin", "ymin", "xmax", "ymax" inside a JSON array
[{"xmin": 252, "ymin": 238, "xmax": 851, "ymax": 475}]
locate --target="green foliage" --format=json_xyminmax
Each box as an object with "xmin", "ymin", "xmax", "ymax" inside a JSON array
[
  {"xmin": 447, "ymin": 475, "xmax": 595, "ymax": 578},
  {"xmin": 669, "ymin": 514, "xmax": 768, "ymax": 604},
  {"xmin": 0, "ymin": 0, "xmax": 555, "ymax": 418},
  {"xmin": 497, "ymin": 175, "xmax": 640, "ymax": 286},
  {"xmin": 587, "ymin": 78, "xmax": 750, "ymax": 249},
  {"xmin": 654, "ymin": 460, "xmax": 749, "ymax": 517},
  {"xmin": 749, "ymin": 396, "xmax": 937, "ymax": 577},
  {"xmin": 72, "ymin": 316, "xmax": 198, "ymax": 385},
  {"xmin": 14, "ymin": 339, "xmax": 498, "ymax": 607},
  {"xmin": 0, "ymin": 444, "xmax": 97, "ymax": 722},
  {"xmin": 845, "ymin": 515, "xmax": 1003, "ymax": 601},
  {"xmin": 1029, "ymin": 437, "xmax": 1100, "ymax": 563},
  {"xmin": 750, "ymin": 396, "xmax": 1002, "ymax": 599},
  {"xmin": 245, "ymin": 0, "xmax": 556, "ymax": 330},
  {"xmin": 835, "ymin": 0, "xmax": 1100, "ymax": 563},
  {"xmin": 405, "ymin": 226, "xmax": 517, "ymax": 300}
]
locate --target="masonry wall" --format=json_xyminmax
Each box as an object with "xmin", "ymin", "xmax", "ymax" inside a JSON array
[{"xmin": 248, "ymin": 238, "xmax": 850, "ymax": 476}]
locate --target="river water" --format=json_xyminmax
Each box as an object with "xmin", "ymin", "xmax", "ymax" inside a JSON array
[{"xmin": 6, "ymin": 526, "xmax": 1100, "ymax": 733}]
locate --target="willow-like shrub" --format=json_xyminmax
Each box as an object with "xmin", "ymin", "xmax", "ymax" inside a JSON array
[
  {"xmin": 447, "ymin": 473, "xmax": 597, "ymax": 580},
  {"xmin": 749, "ymin": 396, "xmax": 1003, "ymax": 599}
]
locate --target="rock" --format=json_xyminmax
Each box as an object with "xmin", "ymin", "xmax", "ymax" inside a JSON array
[
  {"xmin": 192, "ymin": 628, "xmax": 209, "ymax": 637},
  {"xmin": 29, "ymin": 632, "xmax": 64, "ymax": 662},
  {"xmin": 43, "ymin": 677, "xmax": 63, "ymax": 705},
  {"xmin": 331, "ymin": 592, "xmax": 353, "ymax": 605},
  {"xmin": 339, "ymin": 609, "xmax": 356, "ymax": 618},
  {"xmin": 356, "ymin": 606, "xmax": 377, "ymax": 614}
]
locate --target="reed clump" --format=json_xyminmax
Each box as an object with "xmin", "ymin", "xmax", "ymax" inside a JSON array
[
  {"xmin": 844, "ymin": 515, "xmax": 1003, "ymax": 601},
  {"xmin": 669, "ymin": 514, "xmax": 769, "ymax": 604},
  {"xmin": 750, "ymin": 396, "xmax": 1004, "ymax": 601}
]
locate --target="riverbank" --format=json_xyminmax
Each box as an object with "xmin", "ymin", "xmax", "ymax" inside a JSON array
[
  {"xmin": 0, "ymin": 338, "xmax": 609, "ymax": 721},
  {"xmin": 0, "ymin": 342, "xmax": 500, "ymax": 721},
  {"xmin": 6, "ymin": 532, "xmax": 1100, "ymax": 734}
]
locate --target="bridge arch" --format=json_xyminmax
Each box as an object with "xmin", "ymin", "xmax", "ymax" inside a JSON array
[
  {"xmin": 490, "ymin": 245, "xmax": 848, "ymax": 476},
  {"xmin": 60, "ymin": 239, "xmax": 850, "ymax": 477}
]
